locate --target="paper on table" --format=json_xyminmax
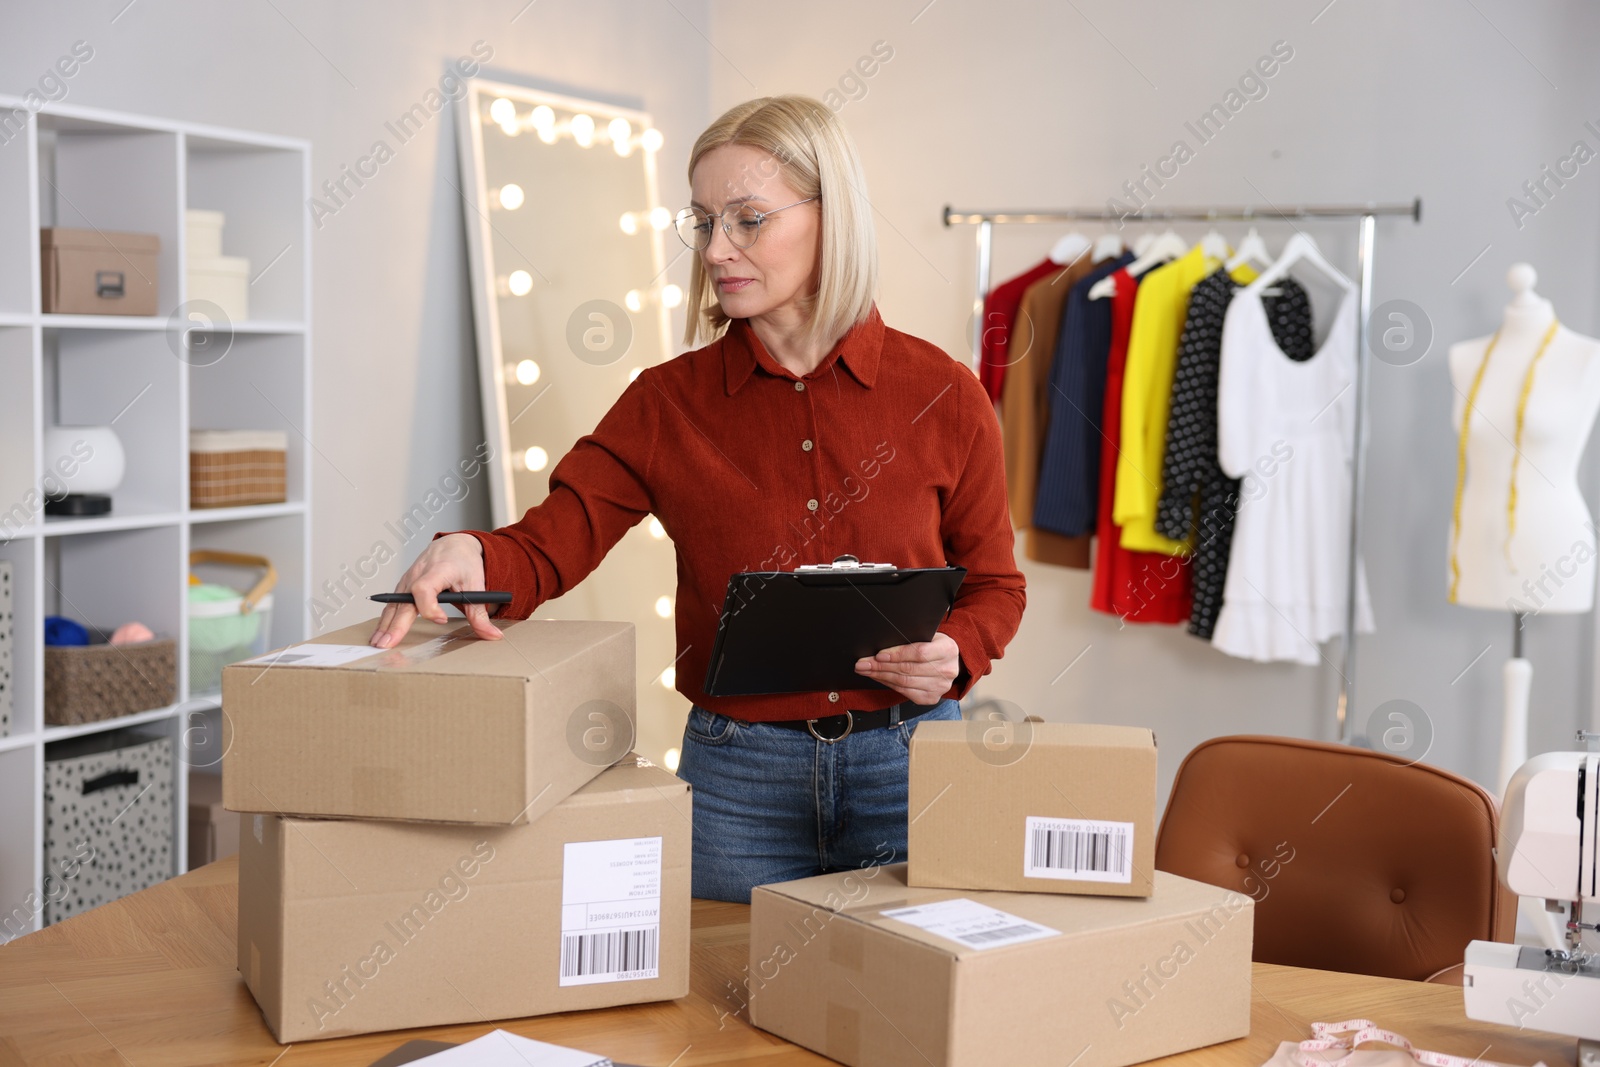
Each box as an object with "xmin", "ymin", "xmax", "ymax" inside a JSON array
[{"xmin": 404, "ymin": 1029, "xmax": 612, "ymax": 1067}]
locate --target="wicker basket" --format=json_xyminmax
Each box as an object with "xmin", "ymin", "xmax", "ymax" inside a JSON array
[
  {"xmin": 45, "ymin": 638, "xmax": 177, "ymax": 726},
  {"xmin": 190, "ymin": 429, "xmax": 287, "ymax": 508}
]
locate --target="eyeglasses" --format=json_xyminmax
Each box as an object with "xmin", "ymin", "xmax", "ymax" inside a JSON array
[{"xmin": 673, "ymin": 196, "xmax": 819, "ymax": 251}]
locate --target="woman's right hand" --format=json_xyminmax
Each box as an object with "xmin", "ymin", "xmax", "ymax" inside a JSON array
[{"xmin": 369, "ymin": 533, "xmax": 504, "ymax": 648}]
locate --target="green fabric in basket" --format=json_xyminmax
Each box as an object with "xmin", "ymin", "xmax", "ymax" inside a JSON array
[{"xmin": 188, "ymin": 582, "xmax": 263, "ymax": 653}]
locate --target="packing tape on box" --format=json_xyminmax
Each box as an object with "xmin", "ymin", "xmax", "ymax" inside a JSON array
[
  {"xmin": 826, "ymin": 1000, "xmax": 861, "ymax": 1063},
  {"xmin": 828, "ymin": 916, "xmax": 864, "ymax": 971}
]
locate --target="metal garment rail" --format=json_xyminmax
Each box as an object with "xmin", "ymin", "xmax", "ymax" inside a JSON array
[{"xmin": 943, "ymin": 198, "xmax": 1422, "ymax": 744}]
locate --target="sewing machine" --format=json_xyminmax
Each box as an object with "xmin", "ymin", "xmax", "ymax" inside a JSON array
[{"xmin": 1463, "ymin": 731, "xmax": 1599, "ymax": 1067}]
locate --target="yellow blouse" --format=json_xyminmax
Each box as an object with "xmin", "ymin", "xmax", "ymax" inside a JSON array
[{"xmin": 1113, "ymin": 247, "xmax": 1255, "ymax": 554}]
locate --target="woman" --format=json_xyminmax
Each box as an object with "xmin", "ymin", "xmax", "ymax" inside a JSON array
[{"xmin": 370, "ymin": 95, "xmax": 1024, "ymax": 903}]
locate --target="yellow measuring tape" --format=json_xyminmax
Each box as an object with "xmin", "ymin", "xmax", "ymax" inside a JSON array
[{"xmin": 1447, "ymin": 318, "xmax": 1560, "ymax": 603}]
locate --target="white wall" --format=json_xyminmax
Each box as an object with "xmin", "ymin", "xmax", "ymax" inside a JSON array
[
  {"xmin": 7, "ymin": 0, "xmax": 1598, "ymax": 799},
  {"xmin": 710, "ymin": 0, "xmax": 1600, "ymax": 800}
]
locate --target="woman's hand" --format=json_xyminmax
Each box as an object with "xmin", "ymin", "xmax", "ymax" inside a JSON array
[
  {"xmin": 370, "ymin": 533, "xmax": 503, "ymax": 648},
  {"xmin": 854, "ymin": 631, "xmax": 960, "ymax": 705}
]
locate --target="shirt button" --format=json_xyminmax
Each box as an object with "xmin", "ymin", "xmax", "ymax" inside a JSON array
[
  {"xmin": 801, "ymin": 439, "xmax": 813, "ymax": 452},
  {"xmin": 794, "ymin": 381, "xmax": 806, "ymax": 392},
  {"xmin": 807, "ymin": 498, "xmax": 819, "ymax": 511},
  {"xmin": 828, "ymin": 691, "xmax": 840, "ymax": 703}
]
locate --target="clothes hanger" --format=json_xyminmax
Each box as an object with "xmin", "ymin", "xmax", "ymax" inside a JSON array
[
  {"xmin": 1247, "ymin": 231, "xmax": 1354, "ymax": 295},
  {"xmin": 1225, "ymin": 226, "xmax": 1271, "ymax": 272},
  {"xmin": 1125, "ymin": 229, "xmax": 1187, "ymax": 278},
  {"xmin": 1049, "ymin": 231, "xmax": 1091, "ymax": 266},
  {"xmin": 1132, "ymin": 231, "xmax": 1156, "ymax": 257},
  {"xmin": 1198, "ymin": 228, "xmax": 1229, "ymax": 261},
  {"xmin": 1091, "ymin": 232, "xmax": 1124, "ymax": 262}
]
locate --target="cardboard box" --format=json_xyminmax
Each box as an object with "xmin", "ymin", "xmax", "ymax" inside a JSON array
[
  {"xmin": 188, "ymin": 771, "xmax": 240, "ymax": 869},
  {"xmin": 749, "ymin": 865, "xmax": 1252, "ymax": 1067},
  {"xmin": 222, "ymin": 618, "xmax": 635, "ymax": 825},
  {"xmin": 40, "ymin": 227, "xmax": 160, "ymax": 315},
  {"xmin": 908, "ymin": 721, "xmax": 1157, "ymax": 897},
  {"xmin": 238, "ymin": 755, "xmax": 690, "ymax": 1042}
]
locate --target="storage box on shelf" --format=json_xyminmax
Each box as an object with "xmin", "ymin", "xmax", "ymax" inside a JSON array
[
  {"xmin": 44, "ymin": 634, "xmax": 177, "ymax": 726},
  {"xmin": 40, "ymin": 227, "xmax": 160, "ymax": 316},
  {"xmin": 43, "ymin": 725, "xmax": 174, "ymax": 925},
  {"xmin": 0, "ymin": 93, "xmax": 311, "ymax": 937},
  {"xmin": 189, "ymin": 430, "xmax": 288, "ymax": 508}
]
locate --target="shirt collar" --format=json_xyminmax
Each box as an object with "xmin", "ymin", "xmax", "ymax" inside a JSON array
[{"xmin": 722, "ymin": 303, "xmax": 885, "ymax": 395}]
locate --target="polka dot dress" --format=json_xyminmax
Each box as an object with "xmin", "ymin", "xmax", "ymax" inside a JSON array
[{"xmin": 1154, "ymin": 270, "xmax": 1313, "ymax": 639}]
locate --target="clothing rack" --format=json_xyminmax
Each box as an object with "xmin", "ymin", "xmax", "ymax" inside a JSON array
[{"xmin": 943, "ymin": 198, "xmax": 1423, "ymax": 745}]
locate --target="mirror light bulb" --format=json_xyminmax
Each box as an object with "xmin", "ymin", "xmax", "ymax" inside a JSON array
[
  {"xmin": 523, "ymin": 445, "xmax": 549, "ymax": 472},
  {"xmin": 629, "ymin": 366, "xmax": 644, "ymax": 382},
  {"xmin": 619, "ymin": 212, "xmax": 638, "ymax": 235},
  {"xmin": 648, "ymin": 206, "xmax": 671, "ymax": 231},
  {"xmin": 663, "ymin": 747, "xmax": 680, "ymax": 771},
  {"xmin": 608, "ymin": 118, "xmax": 631, "ymax": 144},
  {"xmin": 497, "ymin": 183, "xmax": 525, "ymax": 211},
  {"xmin": 624, "ymin": 289, "xmax": 643, "ymax": 313},
  {"xmin": 530, "ymin": 105, "xmax": 555, "ymax": 131},
  {"xmin": 648, "ymin": 516, "xmax": 666, "ymax": 539},
  {"xmin": 641, "ymin": 128, "xmax": 664, "ymax": 152},
  {"xmin": 489, "ymin": 98, "xmax": 516, "ymax": 126},
  {"xmin": 507, "ymin": 270, "xmax": 533, "ymax": 296},
  {"xmin": 571, "ymin": 113, "xmax": 594, "ymax": 147},
  {"xmin": 660, "ymin": 667, "xmax": 676, "ymax": 689},
  {"xmin": 514, "ymin": 359, "xmax": 540, "ymax": 385},
  {"xmin": 660, "ymin": 284, "xmax": 684, "ymax": 309},
  {"xmin": 654, "ymin": 595, "xmax": 673, "ymax": 618}
]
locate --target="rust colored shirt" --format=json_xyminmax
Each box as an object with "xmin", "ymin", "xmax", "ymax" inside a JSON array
[{"xmin": 444, "ymin": 304, "xmax": 1026, "ymax": 722}]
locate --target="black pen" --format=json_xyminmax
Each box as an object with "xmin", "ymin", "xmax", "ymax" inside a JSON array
[{"xmin": 369, "ymin": 591, "xmax": 513, "ymax": 605}]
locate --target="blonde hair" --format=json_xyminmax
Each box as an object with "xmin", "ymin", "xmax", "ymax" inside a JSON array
[{"xmin": 682, "ymin": 95, "xmax": 878, "ymax": 351}]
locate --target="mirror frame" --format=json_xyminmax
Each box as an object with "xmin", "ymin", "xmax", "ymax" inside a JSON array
[{"xmin": 456, "ymin": 78, "xmax": 674, "ymax": 528}]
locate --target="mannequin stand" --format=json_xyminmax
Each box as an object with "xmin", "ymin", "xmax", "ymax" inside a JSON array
[{"xmin": 1499, "ymin": 611, "xmax": 1532, "ymax": 797}]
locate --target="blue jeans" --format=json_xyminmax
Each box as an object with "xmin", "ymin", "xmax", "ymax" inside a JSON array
[{"xmin": 675, "ymin": 699, "xmax": 963, "ymax": 903}]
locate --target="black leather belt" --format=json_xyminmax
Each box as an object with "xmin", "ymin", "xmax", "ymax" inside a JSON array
[{"xmin": 765, "ymin": 700, "xmax": 943, "ymax": 743}]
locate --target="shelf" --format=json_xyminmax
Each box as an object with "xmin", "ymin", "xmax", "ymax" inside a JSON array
[
  {"xmin": 0, "ymin": 312, "xmax": 32, "ymax": 327},
  {"xmin": 40, "ymin": 507, "xmax": 184, "ymax": 537},
  {"xmin": 186, "ymin": 501, "xmax": 305, "ymax": 524},
  {"xmin": 41, "ymin": 314, "xmax": 167, "ymax": 331},
  {"xmin": 42, "ymin": 702, "xmax": 182, "ymax": 743},
  {"xmin": 0, "ymin": 730, "xmax": 37, "ymax": 753}
]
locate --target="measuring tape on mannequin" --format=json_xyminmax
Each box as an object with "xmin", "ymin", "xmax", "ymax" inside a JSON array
[
  {"xmin": 1289, "ymin": 1020, "xmax": 1548, "ymax": 1067},
  {"xmin": 1447, "ymin": 318, "xmax": 1560, "ymax": 603}
]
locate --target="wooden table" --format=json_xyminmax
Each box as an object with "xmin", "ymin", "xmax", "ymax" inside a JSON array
[{"xmin": 0, "ymin": 856, "xmax": 1578, "ymax": 1067}]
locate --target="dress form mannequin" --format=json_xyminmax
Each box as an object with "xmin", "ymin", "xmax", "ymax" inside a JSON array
[{"xmin": 1447, "ymin": 264, "xmax": 1600, "ymax": 792}]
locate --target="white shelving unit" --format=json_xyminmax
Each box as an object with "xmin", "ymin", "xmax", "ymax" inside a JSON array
[{"xmin": 0, "ymin": 97, "xmax": 311, "ymax": 940}]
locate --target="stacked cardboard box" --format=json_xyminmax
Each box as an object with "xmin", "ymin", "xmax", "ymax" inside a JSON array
[
  {"xmin": 224, "ymin": 618, "xmax": 691, "ymax": 1042},
  {"xmin": 749, "ymin": 720, "xmax": 1255, "ymax": 1067}
]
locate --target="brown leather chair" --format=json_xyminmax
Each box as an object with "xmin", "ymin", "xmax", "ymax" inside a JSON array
[{"xmin": 1154, "ymin": 735, "xmax": 1517, "ymax": 984}]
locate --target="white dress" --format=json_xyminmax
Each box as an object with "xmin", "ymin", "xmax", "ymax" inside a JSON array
[{"xmin": 1211, "ymin": 281, "xmax": 1374, "ymax": 664}]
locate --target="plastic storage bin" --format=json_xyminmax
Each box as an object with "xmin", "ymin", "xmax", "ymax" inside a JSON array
[
  {"xmin": 43, "ymin": 726, "xmax": 174, "ymax": 924},
  {"xmin": 188, "ymin": 550, "xmax": 276, "ymax": 696}
]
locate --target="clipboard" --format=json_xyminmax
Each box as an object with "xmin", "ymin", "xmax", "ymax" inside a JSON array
[{"xmin": 703, "ymin": 555, "xmax": 966, "ymax": 697}]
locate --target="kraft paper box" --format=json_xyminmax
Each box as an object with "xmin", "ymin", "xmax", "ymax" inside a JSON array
[
  {"xmin": 222, "ymin": 618, "xmax": 635, "ymax": 825},
  {"xmin": 908, "ymin": 721, "xmax": 1157, "ymax": 897},
  {"xmin": 238, "ymin": 755, "xmax": 690, "ymax": 1042},
  {"xmin": 748, "ymin": 865, "xmax": 1252, "ymax": 1067}
]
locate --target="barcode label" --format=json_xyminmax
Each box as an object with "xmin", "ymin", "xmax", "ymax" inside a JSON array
[
  {"xmin": 960, "ymin": 923, "xmax": 1049, "ymax": 944},
  {"xmin": 560, "ymin": 927, "xmax": 659, "ymax": 981},
  {"xmin": 560, "ymin": 837, "xmax": 663, "ymax": 986},
  {"xmin": 881, "ymin": 898, "xmax": 1060, "ymax": 951},
  {"xmin": 1024, "ymin": 817, "xmax": 1134, "ymax": 883}
]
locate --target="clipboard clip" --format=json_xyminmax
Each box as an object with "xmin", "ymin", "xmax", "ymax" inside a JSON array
[{"xmin": 793, "ymin": 554, "xmax": 898, "ymax": 574}]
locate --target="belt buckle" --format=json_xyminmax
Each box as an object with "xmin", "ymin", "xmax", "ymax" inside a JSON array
[{"xmin": 806, "ymin": 712, "xmax": 853, "ymax": 744}]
